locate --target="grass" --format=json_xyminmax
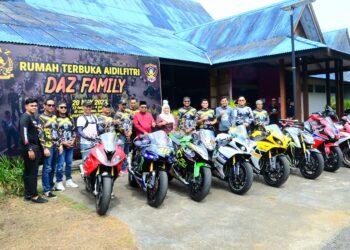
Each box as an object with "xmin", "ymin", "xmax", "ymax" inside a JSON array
[{"xmin": 0, "ymin": 155, "xmax": 24, "ymax": 196}]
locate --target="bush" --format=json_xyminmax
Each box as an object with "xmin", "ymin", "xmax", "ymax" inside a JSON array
[{"xmin": 0, "ymin": 155, "xmax": 24, "ymax": 196}]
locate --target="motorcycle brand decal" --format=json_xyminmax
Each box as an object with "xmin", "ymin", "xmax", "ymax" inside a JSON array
[
  {"xmin": 0, "ymin": 48, "xmax": 14, "ymax": 80},
  {"xmin": 144, "ymin": 63, "xmax": 158, "ymax": 83},
  {"xmin": 313, "ymin": 133, "xmax": 327, "ymax": 141}
]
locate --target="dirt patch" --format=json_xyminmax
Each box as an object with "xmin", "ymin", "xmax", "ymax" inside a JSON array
[{"xmin": 0, "ymin": 195, "xmax": 137, "ymax": 250}]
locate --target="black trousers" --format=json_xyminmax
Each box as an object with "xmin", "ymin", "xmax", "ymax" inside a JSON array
[{"xmin": 22, "ymin": 148, "xmax": 40, "ymax": 197}]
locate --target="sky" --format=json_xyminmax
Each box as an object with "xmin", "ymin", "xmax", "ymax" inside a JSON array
[{"xmin": 195, "ymin": 0, "xmax": 350, "ymax": 33}]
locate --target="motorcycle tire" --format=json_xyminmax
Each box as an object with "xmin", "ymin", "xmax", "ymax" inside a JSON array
[
  {"xmin": 189, "ymin": 166, "xmax": 212, "ymax": 202},
  {"xmin": 300, "ymin": 151, "xmax": 324, "ymax": 179},
  {"xmin": 263, "ymin": 155, "xmax": 290, "ymax": 187},
  {"xmin": 227, "ymin": 161, "xmax": 253, "ymax": 195},
  {"xmin": 342, "ymin": 147, "xmax": 350, "ymax": 167},
  {"xmin": 324, "ymin": 147, "xmax": 343, "ymax": 172},
  {"xmin": 96, "ymin": 176, "xmax": 112, "ymax": 216},
  {"xmin": 128, "ymin": 172, "xmax": 138, "ymax": 188},
  {"xmin": 147, "ymin": 170, "xmax": 168, "ymax": 207}
]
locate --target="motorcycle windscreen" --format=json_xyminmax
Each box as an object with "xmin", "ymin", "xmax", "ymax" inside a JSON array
[
  {"xmin": 199, "ymin": 129, "xmax": 216, "ymax": 151},
  {"xmin": 324, "ymin": 117, "xmax": 339, "ymax": 134},
  {"xmin": 100, "ymin": 132, "xmax": 118, "ymax": 152},
  {"xmin": 147, "ymin": 130, "xmax": 173, "ymax": 157},
  {"xmin": 265, "ymin": 124, "xmax": 284, "ymax": 137},
  {"xmin": 229, "ymin": 125, "xmax": 248, "ymax": 140}
]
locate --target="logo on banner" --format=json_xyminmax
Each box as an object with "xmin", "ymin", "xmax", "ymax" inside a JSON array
[
  {"xmin": 144, "ymin": 63, "xmax": 158, "ymax": 83},
  {"xmin": 0, "ymin": 48, "xmax": 14, "ymax": 80}
]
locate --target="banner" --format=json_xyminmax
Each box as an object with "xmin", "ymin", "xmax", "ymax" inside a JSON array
[{"xmin": 0, "ymin": 43, "xmax": 161, "ymax": 155}]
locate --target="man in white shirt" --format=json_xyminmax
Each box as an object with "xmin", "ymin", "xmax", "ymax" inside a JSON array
[{"xmin": 76, "ymin": 101, "xmax": 100, "ymax": 162}]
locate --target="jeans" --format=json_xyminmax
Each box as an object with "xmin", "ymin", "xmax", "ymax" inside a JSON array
[
  {"xmin": 80, "ymin": 143, "xmax": 92, "ymax": 164},
  {"xmin": 56, "ymin": 147, "xmax": 74, "ymax": 182},
  {"xmin": 22, "ymin": 147, "xmax": 40, "ymax": 197},
  {"xmin": 118, "ymin": 134, "xmax": 130, "ymax": 170},
  {"xmin": 42, "ymin": 147, "xmax": 59, "ymax": 193}
]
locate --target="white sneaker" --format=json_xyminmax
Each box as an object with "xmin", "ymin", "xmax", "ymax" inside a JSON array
[
  {"xmin": 55, "ymin": 182, "xmax": 65, "ymax": 191},
  {"xmin": 66, "ymin": 179, "xmax": 79, "ymax": 188}
]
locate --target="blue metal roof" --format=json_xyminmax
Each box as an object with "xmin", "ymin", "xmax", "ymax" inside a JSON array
[
  {"xmin": 0, "ymin": 0, "xmax": 347, "ymax": 66},
  {"xmin": 174, "ymin": 0, "xmax": 316, "ymax": 52},
  {"xmin": 0, "ymin": 0, "xmax": 211, "ymax": 63},
  {"xmin": 323, "ymin": 28, "xmax": 350, "ymax": 54},
  {"xmin": 208, "ymin": 36, "xmax": 326, "ymax": 65}
]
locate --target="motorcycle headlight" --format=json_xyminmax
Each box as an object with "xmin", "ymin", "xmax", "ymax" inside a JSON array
[
  {"xmin": 274, "ymin": 137, "xmax": 283, "ymax": 145},
  {"xmin": 327, "ymin": 131, "xmax": 335, "ymax": 140}
]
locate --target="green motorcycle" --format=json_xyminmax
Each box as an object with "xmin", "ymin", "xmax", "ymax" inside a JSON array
[{"xmin": 169, "ymin": 132, "xmax": 212, "ymax": 202}]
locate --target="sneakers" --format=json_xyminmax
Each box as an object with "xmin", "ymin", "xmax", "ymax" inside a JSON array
[
  {"xmin": 44, "ymin": 191, "xmax": 57, "ymax": 198},
  {"xmin": 31, "ymin": 196, "xmax": 48, "ymax": 204},
  {"xmin": 66, "ymin": 179, "xmax": 79, "ymax": 188},
  {"xmin": 55, "ymin": 182, "xmax": 65, "ymax": 191}
]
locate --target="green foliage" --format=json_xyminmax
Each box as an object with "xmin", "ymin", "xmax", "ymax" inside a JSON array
[
  {"xmin": 329, "ymin": 96, "xmax": 350, "ymax": 110},
  {"xmin": 229, "ymin": 99, "xmax": 237, "ymax": 109},
  {"xmin": 0, "ymin": 155, "xmax": 24, "ymax": 196},
  {"xmin": 172, "ymin": 109, "xmax": 179, "ymax": 118}
]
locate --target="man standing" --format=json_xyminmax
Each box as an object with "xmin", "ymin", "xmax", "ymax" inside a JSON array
[
  {"xmin": 38, "ymin": 98, "xmax": 63, "ymax": 198},
  {"xmin": 114, "ymin": 100, "xmax": 132, "ymax": 173},
  {"xmin": 215, "ymin": 96, "xmax": 234, "ymax": 133},
  {"xmin": 76, "ymin": 101, "xmax": 100, "ymax": 163},
  {"xmin": 128, "ymin": 97, "xmax": 139, "ymax": 119},
  {"xmin": 8, "ymin": 87, "xmax": 21, "ymax": 122},
  {"xmin": 232, "ymin": 96, "xmax": 254, "ymax": 129},
  {"xmin": 178, "ymin": 97, "xmax": 197, "ymax": 133},
  {"xmin": 20, "ymin": 98, "xmax": 47, "ymax": 203},
  {"xmin": 133, "ymin": 101, "xmax": 155, "ymax": 136},
  {"xmin": 253, "ymin": 100, "xmax": 270, "ymax": 126},
  {"xmin": 197, "ymin": 99, "xmax": 217, "ymax": 131},
  {"xmin": 269, "ymin": 98, "xmax": 280, "ymax": 125},
  {"xmin": 98, "ymin": 102, "xmax": 114, "ymax": 134}
]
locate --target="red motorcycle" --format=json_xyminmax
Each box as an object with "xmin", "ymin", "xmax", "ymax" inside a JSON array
[
  {"xmin": 322, "ymin": 106, "xmax": 350, "ymax": 167},
  {"xmin": 82, "ymin": 132, "xmax": 126, "ymax": 215},
  {"xmin": 306, "ymin": 113, "xmax": 343, "ymax": 172}
]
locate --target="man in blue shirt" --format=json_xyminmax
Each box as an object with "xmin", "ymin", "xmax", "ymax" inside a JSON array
[{"xmin": 215, "ymin": 96, "xmax": 234, "ymax": 133}]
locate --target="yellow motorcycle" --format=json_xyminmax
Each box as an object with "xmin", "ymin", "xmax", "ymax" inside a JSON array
[{"xmin": 249, "ymin": 124, "xmax": 290, "ymax": 187}]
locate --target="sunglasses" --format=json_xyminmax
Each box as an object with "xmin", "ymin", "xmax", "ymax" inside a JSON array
[
  {"xmin": 46, "ymin": 104, "xmax": 55, "ymax": 107},
  {"xmin": 59, "ymin": 106, "xmax": 67, "ymax": 109}
]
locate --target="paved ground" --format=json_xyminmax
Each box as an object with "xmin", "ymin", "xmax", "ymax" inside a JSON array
[{"xmin": 64, "ymin": 166, "xmax": 350, "ymax": 250}]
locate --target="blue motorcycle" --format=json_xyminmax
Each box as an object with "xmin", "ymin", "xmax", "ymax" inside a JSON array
[{"xmin": 129, "ymin": 130, "xmax": 174, "ymax": 207}]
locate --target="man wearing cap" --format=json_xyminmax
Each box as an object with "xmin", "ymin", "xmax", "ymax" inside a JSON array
[
  {"xmin": 269, "ymin": 98, "xmax": 280, "ymax": 125},
  {"xmin": 114, "ymin": 100, "xmax": 132, "ymax": 173},
  {"xmin": 133, "ymin": 101, "xmax": 155, "ymax": 136},
  {"xmin": 178, "ymin": 97, "xmax": 197, "ymax": 133},
  {"xmin": 253, "ymin": 100, "xmax": 269, "ymax": 127},
  {"xmin": 98, "ymin": 102, "xmax": 114, "ymax": 134},
  {"xmin": 76, "ymin": 100, "xmax": 100, "ymax": 163}
]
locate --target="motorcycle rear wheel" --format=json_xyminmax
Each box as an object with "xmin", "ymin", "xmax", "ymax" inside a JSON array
[
  {"xmin": 324, "ymin": 147, "xmax": 343, "ymax": 172},
  {"xmin": 96, "ymin": 176, "xmax": 112, "ymax": 216},
  {"xmin": 299, "ymin": 151, "xmax": 324, "ymax": 179},
  {"xmin": 189, "ymin": 166, "xmax": 212, "ymax": 202},
  {"xmin": 227, "ymin": 161, "xmax": 253, "ymax": 195},
  {"xmin": 263, "ymin": 155, "xmax": 290, "ymax": 187},
  {"xmin": 147, "ymin": 171, "xmax": 168, "ymax": 207}
]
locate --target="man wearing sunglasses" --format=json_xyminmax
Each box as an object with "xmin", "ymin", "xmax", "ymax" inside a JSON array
[
  {"xmin": 178, "ymin": 97, "xmax": 197, "ymax": 133},
  {"xmin": 38, "ymin": 98, "xmax": 63, "ymax": 198},
  {"xmin": 98, "ymin": 102, "xmax": 114, "ymax": 134},
  {"xmin": 232, "ymin": 96, "xmax": 254, "ymax": 130}
]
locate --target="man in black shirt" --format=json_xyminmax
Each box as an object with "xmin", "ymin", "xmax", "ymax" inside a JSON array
[
  {"xmin": 19, "ymin": 98, "xmax": 47, "ymax": 203},
  {"xmin": 269, "ymin": 98, "xmax": 280, "ymax": 125}
]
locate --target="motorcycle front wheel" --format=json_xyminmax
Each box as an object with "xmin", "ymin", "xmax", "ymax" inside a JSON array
[
  {"xmin": 263, "ymin": 155, "xmax": 290, "ymax": 187},
  {"xmin": 96, "ymin": 176, "xmax": 112, "ymax": 216},
  {"xmin": 324, "ymin": 147, "xmax": 343, "ymax": 172},
  {"xmin": 227, "ymin": 161, "xmax": 253, "ymax": 195},
  {"xmin": 189, "ymin": 166, "xmax": 212, "ymax": 202},
  {"xmin": 299, "ymin": 151, "xmax": 324, "ymax": 179},
  {"xmin": 147, "ymin": 170, "xmax": 168, "ymax": 207},
  {"xmin": 342, "ymin": 147, "xmax": 350, "ymax": 167}
]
